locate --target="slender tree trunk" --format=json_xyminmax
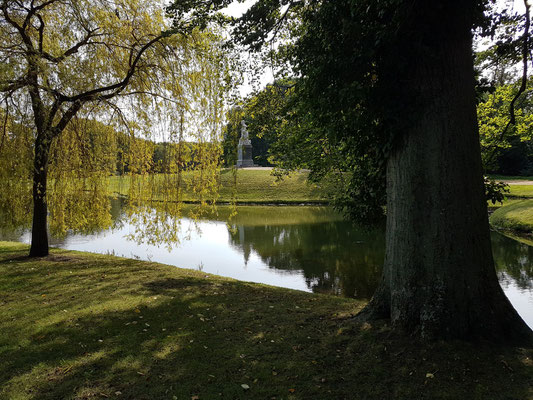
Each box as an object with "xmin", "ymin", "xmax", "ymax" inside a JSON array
[
  {"xmin": 362, "ymin": 2, "xmax": 533, "ymax": 342},
  {"xmin": 29, "ymin": 133, "xmax": 51, "ymax": 257}
]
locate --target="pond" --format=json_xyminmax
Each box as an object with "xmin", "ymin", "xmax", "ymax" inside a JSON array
[{"xmin": 2, "ymin": 198, "xmax": 532, "ymax": 328}]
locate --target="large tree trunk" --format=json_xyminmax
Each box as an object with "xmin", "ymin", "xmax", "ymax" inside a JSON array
[
  {"xmin": 362, "ymin": 2, "xmax": 533, "ymax": 342},
  {"xmin": 29, "ymin": 133, "xmax": 51, "ymax": 257}
]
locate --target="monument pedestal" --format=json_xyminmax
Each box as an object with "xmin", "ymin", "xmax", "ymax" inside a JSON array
[
  {"xmin": 237, "ymin": 143, "xmax": 255, "ymax": 167},
  {"xmin": 235, "ymin": 120, "xmax": 256, "ymax": 168}
]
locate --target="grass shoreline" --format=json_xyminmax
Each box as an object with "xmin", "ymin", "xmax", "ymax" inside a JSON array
[
  {"xmin": 109, "ymin": 168, "xmax": 533, "ymax": 236},
  {"xmin": 108, "ymin": 169, "xmax": 332, "ymax": 205},
  {"xmin": 490, "ymin": 199, "xmax": 533, "ymax": 235},
  {"xmin": 1, "ymin": 241, "xmax": 533, "ymax": 399}
]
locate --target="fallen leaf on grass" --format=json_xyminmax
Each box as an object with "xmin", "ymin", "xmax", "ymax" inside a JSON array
[{"xmin": 241, "ymin": 384, "xmax": 250, "ymax": 390}]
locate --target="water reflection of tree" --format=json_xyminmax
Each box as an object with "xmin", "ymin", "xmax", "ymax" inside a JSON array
[
  {"xmin": 2, "ymin": 197, "xmax": 532, "ymax": 298},
  {"xmin": 0, "ymin": 192, "xmax": 120, "ymax": 242},
  {"xmin": 228, "ymin": 221, "xmax": 385, "ymax": 299},
  {"xmin": 491, "ymin": 232, "xmax": 533, "ymax": 290}
]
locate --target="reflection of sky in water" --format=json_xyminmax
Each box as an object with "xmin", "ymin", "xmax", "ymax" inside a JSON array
[
  {"xmin": 17, "ymin": 218, "xmax": 310, "ymax": 292},
  {"xmin": 8, "ymin": 207, "xmax": 533, "ymax": 330},
  {"xmin": 498, "ymin": 272, "xmax": 533, "ymax": 328}
]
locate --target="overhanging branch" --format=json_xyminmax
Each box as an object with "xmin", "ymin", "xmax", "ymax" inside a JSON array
[
  {"xmin": 57, "ymin": 34, "xmax": 168, "ymax": 103},
  {"xmin": 498, "ymin": 0, "xmax": 530, "ymax": 141}
]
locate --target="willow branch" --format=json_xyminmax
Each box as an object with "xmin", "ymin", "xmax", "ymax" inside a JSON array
[
  {"xmin": 1, "ymin": 1, "xmax": 35, "ymax": 51},
  {"xmin": 118, "ymin": 91, "xmax": 181, "ymax": 105},
  {"xmin": 41, "ymin": 28, "xmax": 103, "ymax": 63},
  {"xmin": 57, "ymin": 34, "xmax": 168, "ymax": 103},
  {"xmin": 0, "ymin": 97, "xmax": 8, "ymax": 156}
]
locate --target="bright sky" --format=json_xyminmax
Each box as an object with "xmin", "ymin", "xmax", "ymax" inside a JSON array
[
  {"xmin": 221, "ymin": 0, "xmax": 257, "ymax": 17},
  {"xmin": 221, "ymin": 1, "xmax": 274, "ymax": 96}
]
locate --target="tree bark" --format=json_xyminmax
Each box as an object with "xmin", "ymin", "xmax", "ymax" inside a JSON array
[
  {"xmin": 29, "ymin": 133, "xmax": 51, "ymax": 257},
  {"xmin": 361, "ymin": 1, "xmax": 533, "ymax": 342}
]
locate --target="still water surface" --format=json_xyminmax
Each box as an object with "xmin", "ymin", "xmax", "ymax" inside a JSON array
[{"xmin": 2, "ymin": 199, "xmax": 532, "ymax": 328}]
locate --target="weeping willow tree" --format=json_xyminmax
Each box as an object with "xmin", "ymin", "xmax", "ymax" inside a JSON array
[{"xmin": 0, "ymin": 0, "xmax": 231, "ymax": 256}]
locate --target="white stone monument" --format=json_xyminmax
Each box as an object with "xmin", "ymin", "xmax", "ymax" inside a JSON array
[{"xmin": 236, "ymin": 120, "xmax": 255, "ymax": 168}]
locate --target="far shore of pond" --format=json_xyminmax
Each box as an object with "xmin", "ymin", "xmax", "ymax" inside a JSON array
[
  {"xmin": 108, "ymin": 169, "xmax": 533, "ymax": 236},
  {"xmin": 1, "ymin": 241, "xmax": 532, "ymax": 400}
]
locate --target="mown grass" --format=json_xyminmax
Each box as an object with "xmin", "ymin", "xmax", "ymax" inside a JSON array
[
  {"xmin": 108, "ymin": 170, "xmax": 533, "ymax": 204},
  {"xmin": 508, "ymin": 185, "xmax": 533, "ymax": 198},
  {"xmin": 489, "ymin": 175, "xmax": 533, "ymax": 182},
  {"xmin": 108, "ymin": 169, "xmax": 330, "ymax": 204},
  {"xmin": 1, "ymin": 241, "xmax": 533, "ymax": 400},
  {"xmin": 490, "ymin": 199, "xmax": 533, "ymax": 233},
  {"xmin": 486, "ymin": 175, "xmax": 533, "ymax": 201}
]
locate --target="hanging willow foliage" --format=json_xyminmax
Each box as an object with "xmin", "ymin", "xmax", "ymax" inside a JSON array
[
  {"xmin": 0, "ymin": 114, "xmax": 33, "ymax": 231},
  {"xmin": 0, "ymin": 0, "xmax": 235, "ymax": 247}
]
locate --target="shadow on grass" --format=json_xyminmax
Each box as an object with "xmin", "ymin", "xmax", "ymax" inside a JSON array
[
  {"xmin": 144, "ymin": 277, "xmax": 214, "ymax": 292},
  {"xmin": 1, "ymin": 246, "xmax": 532, "ymax": 400}
]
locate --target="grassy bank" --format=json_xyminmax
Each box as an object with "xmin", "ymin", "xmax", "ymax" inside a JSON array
[
  {"xmin": 108, "ymin": 169, "xmax": 330, "ymax": 204},
  {"xmin": 1, "ymin": 242, "xmax": 532, "ymax": 400},
  {"xmin": 490, "ymin": 199, "xmax": 533, "ymax": 234}
]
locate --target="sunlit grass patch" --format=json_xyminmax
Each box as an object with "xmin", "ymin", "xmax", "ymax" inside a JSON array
[
  {"xmin": 508, "ymin": 185, "xmax": 533, "ymax": 198},
  {"xmin": 490, "ymin": 199, "xmax": 533, "ymax": 233},
  {"xmin": 108, "ymin": 169, "xmax": 330, "ymax": 204}
]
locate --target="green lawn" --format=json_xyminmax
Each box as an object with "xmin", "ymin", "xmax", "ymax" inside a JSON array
[
  {"xmin": 490, "ymin": 199, "xmax": 533, "ymax": 233},
  {"xmin": 108, "ymin": 170, "xmax": 533, "ymax": 203},
  {"xmin": 487, "ymin": 176, "xmax": 533, "ymax": 234},
  {"xmin": 108, "ymin": 169, "xmax": 330, "ymax": 204},
  {"xmin": 1, "ymin": 242, "xmax": 532, "ymax": 400},
  {"xmin": 489, "ymin": 175, "xmax": 533, "ymax": 182},
  {"xmin": 508, "ymin": 185, "xmax": 533, "ymax": 198}
]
